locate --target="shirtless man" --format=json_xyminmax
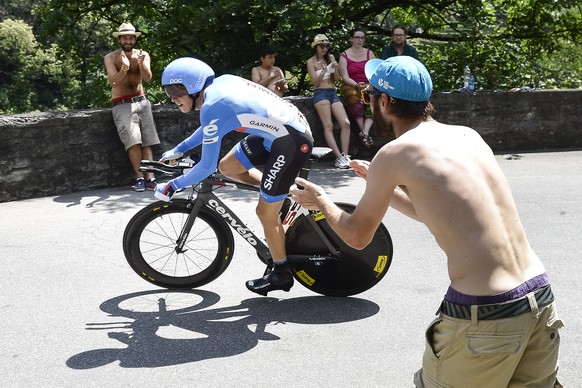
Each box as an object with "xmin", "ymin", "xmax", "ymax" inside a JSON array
[
  {"xmin": 104, "ymin": 22, "xmax": 160, "ymax": 192},
  {"xmin": 290, "ymin": 56, "xmax": 563, "ymax": 387},
  {"xmin": 251, "ymin": 45, "xmax": 288, "ymax": 97}
]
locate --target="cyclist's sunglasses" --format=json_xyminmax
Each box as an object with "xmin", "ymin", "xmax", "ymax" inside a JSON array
[
  {"xmin": 361, "ymin": 88, "xmax": 383, "ymax": 105},
  {"xmin": 164, "ymin": 84, "xmax": 189, "ymax": 99}
]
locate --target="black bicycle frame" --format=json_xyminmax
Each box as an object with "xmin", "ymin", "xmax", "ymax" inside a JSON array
[{"xmin": 175, "ymin": 175, "xmax": 340, "ymax": 267}]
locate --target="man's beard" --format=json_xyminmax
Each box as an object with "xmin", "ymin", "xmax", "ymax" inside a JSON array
[
  {"xmin": 120, "ymin": 42, "xmax": 134, "ymax": 53},
  {"xmin": 372, "ymin": 97, "xmax": 395, "ymax": 139}
]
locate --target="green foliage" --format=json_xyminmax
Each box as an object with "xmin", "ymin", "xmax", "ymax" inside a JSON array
[
  {"xmin": 0, "ymin": 0, "xmax": 37, "ymax": 25},
  {"xmin": 390, "ymin": 0, "xmax": 582, "ymax": 91},
  {"xmin": 0, "ymin": 18, "xmax": 80, "ymax": 114},
  {"xmin": 1, "ymin": 0, "xmax": 580, "ymax": 113}
]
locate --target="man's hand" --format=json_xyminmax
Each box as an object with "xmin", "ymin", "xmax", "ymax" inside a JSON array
[
  {"xmin": 154, "ymin": 182, "xmax": 176, "ymax": 202},
  {"xmin": 289, "ymin": 177, "xmax": 328, "ymax": 210},
  {"xmin": 121, "ymin": 52, "xmax": 130, "ymax": 70},
  {"xmin": 350, "ymin": 159, "xmax": 370, "ymax": 180},
  {"xmin": 160, "ymin": 148, "xmax": 184, "ymax": 162},
  {"xmin": 137, "ymin": 49, "xmax": 145, "ymax": 65}
]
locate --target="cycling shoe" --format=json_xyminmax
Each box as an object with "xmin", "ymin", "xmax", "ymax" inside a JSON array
[{"xmin": 246, "ymin": 269, "xmax": 294, "ymax": 296}]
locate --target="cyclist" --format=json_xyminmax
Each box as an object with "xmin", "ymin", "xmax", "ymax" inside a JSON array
[{"xmin": 156, "ymin": 57, "xmax": 313, "ymax": 296}]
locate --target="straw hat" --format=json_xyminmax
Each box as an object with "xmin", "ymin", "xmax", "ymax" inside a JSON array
[
  {"xmin": 112, "ymin": 22, "xmax": 141, "ymax": 38},
  {"xmin": 311, "ymin": 34, "xmax": 331, "ymax": 48}
]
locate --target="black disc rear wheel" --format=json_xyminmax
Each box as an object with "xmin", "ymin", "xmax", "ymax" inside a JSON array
[{"xmin": 286, "ymin": 203, "xmax": 393, "ymax": 297}]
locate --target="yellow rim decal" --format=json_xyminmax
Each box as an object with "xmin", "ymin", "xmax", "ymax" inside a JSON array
[
  {"xmin": 296, "ymin": 270, "xmax": 315, "ymax": 286},
  {"xmin": 310, "ymin": 211, "xmax": 325, "ymax": 221},
  {"xmin": 153, "ymin": 204, "xmax": 169, "ymax": 212},
  {"xmin": 142, "ymin": 272, "xmax": 156, "ymax": 282},
  {"xmin": 224, "ymin": 247, "xmax": 232, "ymax": 260},
  {"xmin": 374, "ymin": 256, "xmax": 388, "ymax": 274}
]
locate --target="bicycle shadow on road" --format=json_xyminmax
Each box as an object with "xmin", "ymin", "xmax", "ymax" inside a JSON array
[{"xmin": 66, "ymin": 289, "xmax": 380, "ymax": 369}]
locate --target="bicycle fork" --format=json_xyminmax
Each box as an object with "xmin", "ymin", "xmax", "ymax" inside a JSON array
[{"xmin": 174, "ymin": 197, "xmax": 206, "ymax": 254}]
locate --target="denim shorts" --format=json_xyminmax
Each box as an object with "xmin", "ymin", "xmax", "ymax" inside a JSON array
[{"xmin": 312, "ymin": 88, "xmax": 341, "ymax": 105}]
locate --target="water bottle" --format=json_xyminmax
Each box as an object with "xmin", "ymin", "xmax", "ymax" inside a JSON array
[
  {"xmin": 463, "ymin": 66, "xmax": 471, "ymax": 90},
  {"xmin": 468, "ymin": 75, "xmax": 475, "ymax": 92}
]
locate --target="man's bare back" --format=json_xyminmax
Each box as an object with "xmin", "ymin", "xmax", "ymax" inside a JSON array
[{"xmin": 356, "ymin": 120, "xmax": 546, "ymax": 295}]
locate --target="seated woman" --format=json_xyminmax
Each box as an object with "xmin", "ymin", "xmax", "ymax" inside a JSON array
[
  {"xmin": 338, "ymin": 28, "xmax": 376, "ymax": 147},
  {"xmin": 306, "ymin": 34, "xmax": 352, "ymax": 169}
]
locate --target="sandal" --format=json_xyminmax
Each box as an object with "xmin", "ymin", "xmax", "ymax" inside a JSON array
[{"xmin": 359, "ymin": 132, "xmax": 373, "ymax": 147}]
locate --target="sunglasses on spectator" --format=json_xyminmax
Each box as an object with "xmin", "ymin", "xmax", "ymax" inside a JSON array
[
  {"xmin": 318, "ymin": 44, "xmax": 330, "ymax": 49},
  {"xmin": 164, "ymin": 84, "xmax": 189, "ymax": 98},
  {"xmin": 361, "ymin": 89, "xmax": 383, "ymax": 105}
]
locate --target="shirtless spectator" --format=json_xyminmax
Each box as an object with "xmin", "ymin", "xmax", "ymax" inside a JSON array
[
  {"xmin": 290, "ymin": 56, "xmax": 563, "ymax": 388},
  {"xmin": 104, "ymin": 22, "xmax": 160, "ymax": 192},
  {"xmin": 251, "ymin": 45, "xmax": 288, "ymax": 97}
]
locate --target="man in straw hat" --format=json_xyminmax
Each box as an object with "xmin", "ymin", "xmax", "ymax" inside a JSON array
[
  {"xmin": 290, "ymin": 56, "xmax": 563, "ymax": 387},
  {"xmin": 104, "ymin": 22, "xmax": 160, "ymax": 192}
]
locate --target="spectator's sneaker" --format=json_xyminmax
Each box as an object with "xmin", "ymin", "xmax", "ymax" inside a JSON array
[
  {"xmin": 342, "ymin": 153, "xmax": 352, "ymax": 166},
  {"xmin": 335, "ymin": 153, "xmax": 351, "ymax": 169},
  {"xmin": 246, "ymin": 269, "xmax": 294, "ymax": 296},
  {"xmin": 134, "ymin": 178, "xmax": 145, "ymax": 192},
  {"xmin": 145, "ymin": 178, "xmax": 157, "ymax": 191}
]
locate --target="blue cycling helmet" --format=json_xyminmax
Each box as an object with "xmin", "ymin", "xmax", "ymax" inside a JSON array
[{"xmin": 161, "ymin": 57, "xmax": 215, "ymax": 96}]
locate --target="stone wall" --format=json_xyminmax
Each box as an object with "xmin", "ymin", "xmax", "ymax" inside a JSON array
[
  {"xmin": 1, "ymin": 90, "xmax": 581, "ymax": 203},
  {"xmin": 432, "ymin": 90, "xmax": 582, "ymax": 151}
]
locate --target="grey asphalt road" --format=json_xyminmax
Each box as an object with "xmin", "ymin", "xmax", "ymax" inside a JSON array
[{"xmin": 1, "ymin": 150, "xmax": 580, "ymax": 387}]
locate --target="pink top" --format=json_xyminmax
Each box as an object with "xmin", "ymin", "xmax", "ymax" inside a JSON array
[{"xmin": 341, "ymin": 49, "xmax": 371, "ymax": 83}]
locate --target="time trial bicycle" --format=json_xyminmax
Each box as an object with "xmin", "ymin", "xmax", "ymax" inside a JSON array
[{"xmin": 122, "ymin": 147, "xmax": 393, "ymax": 297}]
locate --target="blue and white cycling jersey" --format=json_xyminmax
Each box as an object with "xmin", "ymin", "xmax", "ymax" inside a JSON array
[{"xmin": 169, "ymin": 75, "xmax": 312, "ymax": 190}]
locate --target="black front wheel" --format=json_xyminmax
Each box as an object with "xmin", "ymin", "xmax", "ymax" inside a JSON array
[
  {"xmin": 285, "ymin": 203, "xmax": 393, "ymax": 297},
  {"xmin": 122, "ymin": 199, "xmax": 235, "ymax": 289}
]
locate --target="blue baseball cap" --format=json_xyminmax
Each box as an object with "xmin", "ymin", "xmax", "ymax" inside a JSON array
[{"xmin": 365, "ymin": 57, "xmax": 432, "ymax": 102}]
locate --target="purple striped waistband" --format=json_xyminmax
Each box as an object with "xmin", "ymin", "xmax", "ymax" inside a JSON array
[{"xmin": 445, "ymin": 272, "xmax": 550, "ymax": 305}]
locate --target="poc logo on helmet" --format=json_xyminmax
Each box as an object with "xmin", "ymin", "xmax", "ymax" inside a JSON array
[{"xmin": 169, "ymin": 78, "xmax": 182, "ymax": 84}]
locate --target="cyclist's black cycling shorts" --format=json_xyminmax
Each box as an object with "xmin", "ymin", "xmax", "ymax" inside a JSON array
[{"xmin": 233, "ymin": 126, "xmax": 313, "ymax": 203}]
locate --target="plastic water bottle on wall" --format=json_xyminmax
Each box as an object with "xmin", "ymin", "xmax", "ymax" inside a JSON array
[
  {"xmin": 469, "ymin": 75, "xmax": 475, "ymax": 92},
  {"xmin": 463, "ymin": 66, "xmax": 471, "ymax": 90}
]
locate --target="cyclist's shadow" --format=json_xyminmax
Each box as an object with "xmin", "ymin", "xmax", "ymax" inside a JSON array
[{"xmin": 67, "ymin": 289, "xmax": 380, "ymax": 369}]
